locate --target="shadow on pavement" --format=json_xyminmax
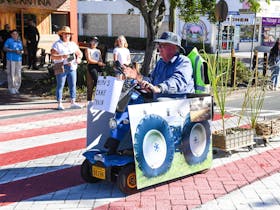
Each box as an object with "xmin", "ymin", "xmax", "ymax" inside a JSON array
[{"xmin": 0, "ymin": 88, "xmax": 33, "ymax": 105}]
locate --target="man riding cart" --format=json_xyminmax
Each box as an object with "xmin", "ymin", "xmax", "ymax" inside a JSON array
[{"xmin": 81, "ymin": 32, "xmax": 212, "ymax": 194}]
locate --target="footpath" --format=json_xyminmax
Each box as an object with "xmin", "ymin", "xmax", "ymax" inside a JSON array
[{"xmin": 0, "ymin": 65, "xmax": 280, "ymax": 210}]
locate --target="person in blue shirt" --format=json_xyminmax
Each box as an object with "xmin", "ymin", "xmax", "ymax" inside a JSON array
[
  {"xmin": 3, "ymin": 29, "xmax": 23, "ymax": 94},
  {"xmin": 123, "ymin": 31, "xmax": 194, "ymax": 101}
]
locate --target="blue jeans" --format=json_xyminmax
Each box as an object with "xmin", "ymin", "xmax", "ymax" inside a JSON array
[
  {"xmin": 56, "ymin": 65, "xmax": 77, "ymax": 101},
  {"xmin": 271, "ymin": 65, "xmax": 280, "ymax": 88}
]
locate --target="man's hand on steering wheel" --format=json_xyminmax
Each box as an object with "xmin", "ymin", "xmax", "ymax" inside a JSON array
[
  {"xmin": 123, "ymin": 66, "xmax": 162, "ymax": 94},
  {"xmin": 139, "ymin": 81, "xmax": 161, "ymax": 93}
]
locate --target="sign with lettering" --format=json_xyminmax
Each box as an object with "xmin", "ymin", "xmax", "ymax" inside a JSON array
[
  {"xmin": 0, "ymin": 0, "xmax": 69, "ymax": 10},
  {"xmin": 92, "ymin": 76, "xmax": 124, "ymax": 113},
  {"xmin": 262, "ymin": 17, "xmax": 280, "ymax": 26}
]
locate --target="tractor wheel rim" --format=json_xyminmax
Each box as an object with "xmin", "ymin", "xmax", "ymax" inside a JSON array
[
  {"xmin": 189, "ymin": 123, "xmax": 207, "ymax": 157},
  {"xmin": 143, "ymin": 129, "xmax": 167, "ymax": 169}
]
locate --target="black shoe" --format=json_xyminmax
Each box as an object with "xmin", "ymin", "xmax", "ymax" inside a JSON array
[{"xmin": 32, "ymin": 66, "xmax": 39, "ymax": 70}]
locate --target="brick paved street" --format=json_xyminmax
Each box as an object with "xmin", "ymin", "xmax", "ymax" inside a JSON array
[{"xmin": 0, "ymin": 94, "xmax": 279, "ymax": 210}]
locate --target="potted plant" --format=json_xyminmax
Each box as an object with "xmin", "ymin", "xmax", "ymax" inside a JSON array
[
  {"xmin": 203, "ymin": 51, "xmax": 255, "ymax": 154},
  {"xmin": 242, "ymin": 68, "xmax": 278, "ymax": 146}
]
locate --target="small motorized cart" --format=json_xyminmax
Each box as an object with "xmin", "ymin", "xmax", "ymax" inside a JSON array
[{"xmin": 81, "ymin": 74, "xmax": 213, "ymax": 194}]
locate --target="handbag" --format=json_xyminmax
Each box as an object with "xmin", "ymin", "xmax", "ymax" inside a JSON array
[{"xmin": 53, "ymin": 62, "xmax": 64, "ymax": 75}]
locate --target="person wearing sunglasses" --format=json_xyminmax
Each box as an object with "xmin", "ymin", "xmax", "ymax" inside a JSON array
[{"xmin": 123, "ymin": 31, "xmax": 194, "ymax": 101}]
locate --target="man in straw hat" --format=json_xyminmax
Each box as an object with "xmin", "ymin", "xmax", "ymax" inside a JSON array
[
  {"xmin": 51, "ymin": 26, "xmax": 83, "ymax": 110},
  {"xmin": 124, "ymin": 31, "xmax": 194, "ymax": 101}
]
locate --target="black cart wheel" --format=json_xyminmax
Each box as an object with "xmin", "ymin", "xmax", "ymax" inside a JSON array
[
  {"xmin": 134, "ymin": 114, "xmax": 174, "ymax": 177},
  {"xmin": 117, "ymin": 164, "xmax": 137, "ymax": 195},
  {"xmin": 80, "ymin": 159, "xmax": 101, "ymax": 183},
  {"xmin": 182, "ymin": 114, "xmax": 211, "ymax": 165},
  {"xmin": 248, "ymin": 145, "xmax": 254, "ymax": 151}
]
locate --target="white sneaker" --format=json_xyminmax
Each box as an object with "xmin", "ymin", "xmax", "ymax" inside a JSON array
[
  {"xmin": 9, "ymin": 88, "xmax": 16, "ymax": 94},
  {"xmin": 70, "ymin": 103, "xmax": 82, "ymax": 109},
  {"xmin": 57, "ymin": 103, "xmax": 65, "ymax": 110}
]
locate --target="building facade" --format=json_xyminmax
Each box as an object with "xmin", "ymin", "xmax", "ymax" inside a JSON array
[
  {"xmin": 78, "ymin": 0, "xmax": 280, "ymax": 52},
  {"xmin": 78, "ymin": 0, "xmax": 171, "ymax": 38},
  {"xmin": 0, "ymin": 0, "xmax": 78, "ymax": 52}
]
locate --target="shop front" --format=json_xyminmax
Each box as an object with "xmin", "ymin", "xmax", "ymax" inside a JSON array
[
  {"xmin": 218, "ymin": 12, "xmax": 257, "ymax": 52},
  {"xmin": 261, "ymin": 17, "xmax": 280, "ymax": 47},
  {"xmin": 0, "ymin": 0, "xmax": 78, "ymax": 53}
]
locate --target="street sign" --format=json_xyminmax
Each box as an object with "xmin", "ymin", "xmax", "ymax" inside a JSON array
[{"xmin": 215, "ymin": 0, "xmax": 228, "ymax": 22}]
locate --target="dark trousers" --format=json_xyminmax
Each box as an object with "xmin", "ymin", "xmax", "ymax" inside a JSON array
[
  {"xmin": 2, "ymin": 50, "xmax": 7, "ymax": 69},
  {"xmin": 87, "ymin": 64, "xmax": 100, "ymax": 101},
  {"xmin": 27, "ymin": 42, "xmax": 38, "ymax": 68},
  {"xmin": 0, "ymin": 48, "xmax": 7, "ymax": 70}
]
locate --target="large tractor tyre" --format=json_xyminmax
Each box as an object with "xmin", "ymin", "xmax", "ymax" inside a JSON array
[
  {"xmin": 182, "ymin": 114, "xmax": 211, "ymax": 165},
  {"xmin": 117, "ymin": 164, "xmax": 138, "ymax": 195},
  {"xmin": 80, "ymin": 159, "xmax": 101, "ymax": 183},
  {"xmin": 134, "ymin": 114, "xmax": 174, "ymax": 178}
]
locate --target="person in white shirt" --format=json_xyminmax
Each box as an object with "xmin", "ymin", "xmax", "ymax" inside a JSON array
[
  {"xmin": 85, "ymin": 36, "xmax": 105, "ymax": 101},
  {"xmin": 50, "ymin": 26, "xmax": 83, "ymax": 110},
  {"xmin": 113, "ymin": 35, "xmax": 131, "ymax": 78}
]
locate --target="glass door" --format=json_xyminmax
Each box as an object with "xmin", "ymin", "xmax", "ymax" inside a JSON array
[
  {"xmin": 221, "ymin": 25, "xmax": 235, "ymax": 51},
  {"xmin": 16, "ymin": 13, "xmax": 36, "ymax": 40}
]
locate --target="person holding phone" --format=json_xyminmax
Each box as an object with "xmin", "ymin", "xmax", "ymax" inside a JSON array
[
  {"xmin": 3, "ymin": 29, "xmax": 23, "ymax": 94},
  {"xmin": 50, "ymin": 26, "xmax": 83, "ymax": 110}
]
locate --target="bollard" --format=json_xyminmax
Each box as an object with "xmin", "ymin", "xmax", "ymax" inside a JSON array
[
  {"xmin": 263, "ymin": 52, "xmax": 268, "ymax": 77},
  {"xmin": 230, "ymin": 49, "xmax": 237, "ymax": 88}
]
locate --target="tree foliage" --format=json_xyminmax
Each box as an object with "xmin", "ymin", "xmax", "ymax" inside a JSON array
[
  {"xmin": 240, "ymin": 0, "xmax": 270, "ymax": 13},
  {"xmin": 176, "ymin": 0, "xmax": 216, "ymax": 23}
]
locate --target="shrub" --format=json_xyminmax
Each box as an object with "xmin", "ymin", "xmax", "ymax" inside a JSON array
[
  {"xmin": 78, "ymin": 35, "xmax": 147, "ymax": 51},
  {"xmin": 201, "ymin": 54, "xmax": 251, "ymax": 86}
]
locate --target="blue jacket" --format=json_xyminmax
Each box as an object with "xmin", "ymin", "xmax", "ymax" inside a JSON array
[
  {"xmin": 4, "ymin": 38, "xmax": 23, "ymax": 62},
  {"xmin": 145, "ymin": 53, "xmax": 194, "ymax": 100}
]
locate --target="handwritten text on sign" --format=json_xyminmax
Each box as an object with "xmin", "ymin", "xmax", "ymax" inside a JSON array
[{"xmin": 93, "ymin": 76, "xmax": 123, "ymax": 113}]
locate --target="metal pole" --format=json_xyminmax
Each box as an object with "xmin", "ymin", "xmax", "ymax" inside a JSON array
[
  {"xmin": 216, "ymin": 21, "xmax": 221, "ymax": 69},
  {"xmin": 249, "ymin": 13, "xmax": 257, "ymax": 70}
]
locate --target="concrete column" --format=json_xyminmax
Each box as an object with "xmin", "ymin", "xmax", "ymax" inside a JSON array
[
  {"xmin": 108, "ymin": 14, "xmax": 112, "ymax": 36},
  {"xmin": 78, "ymin": 14, "xmax": 83, "ymax": 36},
  {"xmin": 69, "ymin": 0, "xmax": 78, "ymax": 43},
  {"xmin": 140, "ymin": 15, "xmax": 145, "ymax": 38}
]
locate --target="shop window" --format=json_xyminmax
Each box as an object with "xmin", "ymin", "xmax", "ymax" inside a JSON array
[
  {"xmin": 240, "ymin": 25, "xmax": 259, "ymax": 42},
  {"xmin": 15, "ymin": 13, "xmax": 36, "ymax": 39},
  {"xmin": 221, "ymin": 26, "xmax": 234, "ymax": 51},
  {"xmin": 51, "ymin": 13, "xmax": 69, "ymax": 34},
  {"xmin": 262, "ymin": 26, "xmax": 277, "ymax": 46}
]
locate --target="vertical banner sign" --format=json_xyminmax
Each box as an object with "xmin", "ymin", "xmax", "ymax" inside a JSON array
[{"xmin": 87, "ymin": 76, "xmax": 123, "ymax": 148}]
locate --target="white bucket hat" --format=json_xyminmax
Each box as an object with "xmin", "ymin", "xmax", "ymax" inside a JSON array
[{"xmin": 154, "ymin": 31, "xmax": 185, "ymax": 53}]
